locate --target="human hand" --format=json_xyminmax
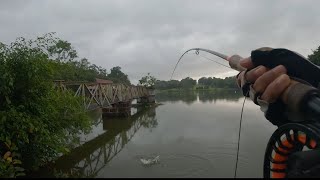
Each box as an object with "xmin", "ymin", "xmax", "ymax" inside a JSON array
[{"xmin": 236, "ymin": 57, "xmax": 291, "ymax": 103}]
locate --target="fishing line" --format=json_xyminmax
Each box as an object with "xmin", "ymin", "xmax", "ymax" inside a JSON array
[
  {"xmin": 234, "ymin": 94, "xmax": 247, "ymax": 178},
  {"xmin": 170, "ymin": 48, "xmax": 230, "ymax": 80},
  {"xmin": 197, "ymin": 53, "xmax": 233, "ymax": 70},
  {"xmin": 171, "ymin": 49, "xmax": 247, "ymax": 178}
]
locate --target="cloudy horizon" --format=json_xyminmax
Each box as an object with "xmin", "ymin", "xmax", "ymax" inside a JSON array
[{"xmin": 1, "ymin": 0, "xmax": 319, "ymax": 84}]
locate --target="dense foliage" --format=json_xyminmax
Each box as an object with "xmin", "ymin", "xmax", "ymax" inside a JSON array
[
  {"xmin": 14, "ymin": 33, "xmax": 131, "ymax": 84},
  {"xmin": 197, "ymin": 76, "xmax": 238, "ymax": 89},
  {"xmin": 0, "ymin": 34, "xmax": 101, "ymax": 177},
  {"xmin": 106, "ymin": 66, "xmax": 131, "ymax": 85},
  {"xmin": 49, "ymin": 57, "xmax": 109, "ymax": 82},
  {"xmin": 155, "ymin": 76, "xmax": 238, "ymax": 90}
]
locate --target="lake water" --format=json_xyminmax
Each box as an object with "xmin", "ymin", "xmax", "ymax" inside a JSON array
[{"xmin": 51, "ymin": 90, "xmax": 277, "ymax": 178}]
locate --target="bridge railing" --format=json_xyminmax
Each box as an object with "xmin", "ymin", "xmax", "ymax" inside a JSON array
[{"xmin": 54, "ymin": 81, "xmax": 149, "ymax": 110}]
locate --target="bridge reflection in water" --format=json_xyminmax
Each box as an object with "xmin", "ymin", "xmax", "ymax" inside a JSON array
[{"xmin": 52, "ymin": 107, "xmax": 157, "ymax": 177}]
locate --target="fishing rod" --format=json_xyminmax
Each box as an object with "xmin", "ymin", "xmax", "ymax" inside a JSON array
[
  {"xmin": 171, "ymin": 48, "xmax": 244, "ymax": 80},
  {"xmin": 175, "ymin": 48, "xmax": 320, "ymax": 178}
]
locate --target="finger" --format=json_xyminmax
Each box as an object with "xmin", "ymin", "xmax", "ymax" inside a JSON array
[
  {"xmin": 244, "ymin": 65, "xmax": 269, "ymax": 83},
  {"xmin": 253, "ymin": 65, "xmax": 287, "ymax": 93},
  {"xmin": 240, "ymin": 57, "xmax": 254, "ymax": 69},
  {"xmin": 261, "ymin": 74, "xmax": 291, "ymax": 102},
  {"xmin": 237, "ymin": 66, "xmax": 268, "ymax": 88}
]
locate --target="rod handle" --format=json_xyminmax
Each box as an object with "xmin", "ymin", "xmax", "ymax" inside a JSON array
[{"xmin": 227, "ymin": 55, "xmax": 246, "ymax": 72}]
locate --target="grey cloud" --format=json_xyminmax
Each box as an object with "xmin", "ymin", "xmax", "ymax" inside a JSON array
[{"xmin": 0, "ymin": 0, "xmax": 319, "ymax": 84}]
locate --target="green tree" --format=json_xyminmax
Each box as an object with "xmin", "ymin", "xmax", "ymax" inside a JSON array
[
  {"xmin": 308, "ymin": 46, "xmax": 320, "ymax": 66},
  {"xmin": 0, "ymin": 35, "xmax": 91, "ymax": 177},
  {"xmin": 223, "ymin": 76, "xmax": 238, "ymax": 88},
  {"xmin": 197, "ymin": 76, "xmax": 238, "ymax": 89},
  {"xmin": 167, "ymin": 80, "xmax": 180, "ymax": 89},
  {"xmin": 47, "ymin": 39, "xmax": 78, "ymax": 62},
  {"xmin": 180, "ymin": 77, "xmax": 196, "ymax": 89},
  {"xmin": 198, "ymin": 77, "xmax": 208, "ymax": 86},
  {"xmin": 107, "ymin": 66, "xmax": 131, "ymax": 85},
  {"xmin": 138, "ymin": 73, "xmax": 157, "ymax": 88},
  {"xmin": 29, "ymin": 33, "xmax": 110, "ymax": 82}
]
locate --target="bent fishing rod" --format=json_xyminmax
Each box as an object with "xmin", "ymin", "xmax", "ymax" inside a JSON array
[{"xmin": 175, "ymin": 48, "xmax": 320, "ymax": 178}]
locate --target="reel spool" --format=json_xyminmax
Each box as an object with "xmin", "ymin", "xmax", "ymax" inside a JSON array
[{"xmin": 263, "ymin": 123, "xmax": 320, "ymax": 178}]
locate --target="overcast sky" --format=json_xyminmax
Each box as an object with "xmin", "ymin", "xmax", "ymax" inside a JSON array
[{"xmin": 1, "ymin": 0, "xmax": 319, "ymax": 84}]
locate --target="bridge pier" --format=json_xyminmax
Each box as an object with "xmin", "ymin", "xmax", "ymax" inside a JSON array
[
  {"xmin": 137, "ymin": 88, "xmax": 155, "ymax": 104},
  {"xmin": 102, "ymin": 102, "xmax": 132, "ymax": 118}
]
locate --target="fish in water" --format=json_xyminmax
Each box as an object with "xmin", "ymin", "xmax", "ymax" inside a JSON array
[{"xmin": 140, "ymin": 155, "xmax": 160, "ymax": 165}]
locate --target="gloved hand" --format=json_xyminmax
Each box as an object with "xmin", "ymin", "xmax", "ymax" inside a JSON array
[{"xmin": 236, "ymin": 47, "xmax": 320, "ymax": 126}]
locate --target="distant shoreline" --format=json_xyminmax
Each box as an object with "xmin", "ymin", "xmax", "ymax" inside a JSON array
[{"xmin": 155, "ymin": 88, "xmax": 239, "ymax": 93}]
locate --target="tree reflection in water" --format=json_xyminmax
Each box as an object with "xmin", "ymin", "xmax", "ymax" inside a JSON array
[{"xmin": 155, "ymin": 89, "xmax": 242, "ymax": 104}]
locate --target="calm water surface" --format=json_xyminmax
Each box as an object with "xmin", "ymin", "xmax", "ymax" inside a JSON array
[{"xmin": 52, "ymin": 90, "xmax": 277, "ymax": 178}]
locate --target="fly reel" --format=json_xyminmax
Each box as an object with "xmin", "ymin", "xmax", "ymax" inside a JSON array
[{"xmin": 263, "ymin": 122, "xmax": 320, "ymax": 178}]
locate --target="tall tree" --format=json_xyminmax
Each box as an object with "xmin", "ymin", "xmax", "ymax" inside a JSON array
[
  {"xmin": 180, "ymin": 77, "xmax": 196, "ymax": 89},
  {"xmin": 47, "ymin": 39, "xmax": 78, "ymax": 62},
  {"xmin": 107, "ymin": 66, "xmax": 131, "ymax": 85},
  {"xmin": 138, "ymin": 73, "xmax": 157, "ymax": 88},
  {"xmin": 168, "ymin": 80, "xmax": 181, "ymax": 89},
  {"xmin": 198, "ymin": 77, "xmax": 208, "ymax": 86}
]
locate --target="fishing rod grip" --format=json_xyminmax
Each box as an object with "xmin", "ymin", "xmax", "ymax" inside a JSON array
[
  {"xmin": 227, "ymin": 55, "xmax": 246, "ymax": 72},
  {"xmin": 281, "ymin": 80, "xmax": 320, "ymax": 122}
]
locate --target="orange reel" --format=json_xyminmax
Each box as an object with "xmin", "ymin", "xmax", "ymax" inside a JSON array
[{"xmin": 263, "ymin": 123, "xmax": 320, "ymax": 178}]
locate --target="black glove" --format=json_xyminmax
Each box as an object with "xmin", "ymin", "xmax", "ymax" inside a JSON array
[{"xmin": 251, "ymin": 48, "xmax": 320, "ymax": 87}]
